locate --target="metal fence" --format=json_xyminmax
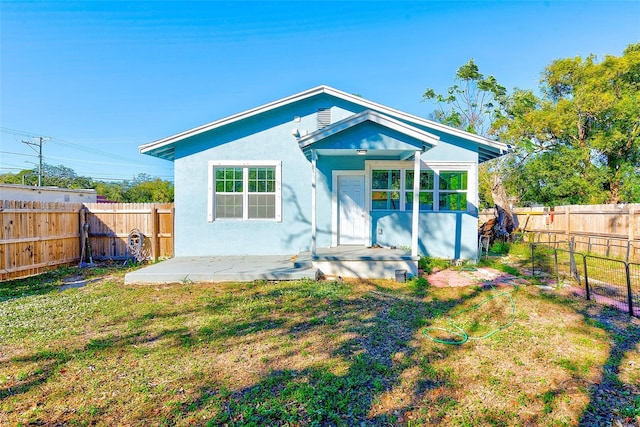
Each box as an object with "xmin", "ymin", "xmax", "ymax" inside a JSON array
[
  {"xmin": 529, "ymin": 242, "xmax": 639, "ymax": 318},
  {"xmin": 480, "ymin": 204, "xmax": 640, "ymax": 261}
]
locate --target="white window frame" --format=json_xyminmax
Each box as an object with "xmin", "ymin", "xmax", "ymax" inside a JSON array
[
  {"xmin": 370, "ymin": 168, "xmax": 402, "ymax": 211},
  {"xmin": 405, "ymin": 168, "xmax": 435, "ymax": 211},
  {"xmin": 365, "ymin": 160, "xmax": 476, "ymax": 213},
  {"xmin": 437, "ymin": 169, "xmax": 469, "ymax": 212},
  {"xmin": 208, "ymin": 160, "xmax": 282, "ymax": 222}
]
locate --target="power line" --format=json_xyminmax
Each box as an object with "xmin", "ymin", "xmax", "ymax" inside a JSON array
[
  {"xmin": 50, "ymin": 137, "xmax": 138, "ymax": 163},
  {"xmin": 0, "ymin": 126, "xmax": 41, "ymax": 137},
  {"xmin": 0, "ymin": 165, "xmax": 31, "ymax": 171},
  {"xmin": 46, "ymin": 154, "xmax": 169, "ymax": 169},
  {"xmin": 0, "ymin": 150, "xmax": 39, "ymax": 158},
  {"xmin": 1, "ymin": 126, "xmax": 173, "ymax": 181},
  {"xmin": 2, "ymin": 127, "xmax": 140, "ymax": 164}
]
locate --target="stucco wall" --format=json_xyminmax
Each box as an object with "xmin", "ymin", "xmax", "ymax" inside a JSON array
[
  {"xmin": 371, "ymin": 212, "xmax": 479, "ymax": 259},
  {"xmin": 173, "ymin": 103, "xmax": 319, "ymax": 256},
  {"xmin": 172, "ymin": 95, "xmax": 480, "ymax": 259}
]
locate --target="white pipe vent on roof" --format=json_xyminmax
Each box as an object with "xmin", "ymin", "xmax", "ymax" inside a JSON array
[{"xmin": 317, "ymin": 108, "xmax": 331, "ymax": 129}]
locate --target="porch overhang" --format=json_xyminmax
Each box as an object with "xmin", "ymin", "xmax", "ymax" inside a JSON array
[{"xmin": 298, "ymin": 109, "xmax": 439, "ymax": 159}]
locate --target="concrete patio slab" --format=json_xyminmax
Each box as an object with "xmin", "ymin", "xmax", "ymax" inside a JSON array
[{"xmin": 124, "ymin": 255, "xmax": 318, "ymax": 284}]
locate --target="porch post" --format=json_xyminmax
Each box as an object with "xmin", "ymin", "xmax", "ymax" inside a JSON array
[
  {"xmin": 311, "ymin": 149, "xmax": 317, "ymax": 257},
  {"xmin": 411, "ymin": 150, "xmax": 420, "ymax": 257}
]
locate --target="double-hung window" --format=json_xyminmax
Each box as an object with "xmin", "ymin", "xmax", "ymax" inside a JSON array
[
  {"xmin": 371, "ymin": 168, "xmax": 433, "ymax": 212},
  {"xmin": 208, "ymin": 161, "xmax": 282, "ymax": 221}
]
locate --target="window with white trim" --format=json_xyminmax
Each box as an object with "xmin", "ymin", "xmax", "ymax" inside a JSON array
[
  {"xmin": 372, "ymin": 168, "xmax": 432, "ymax": 212},
  {"xmin": 438, "ymin": 171, "xmax": 468, "ymax": 211},
  {"xmin": 371, "ymin": 169, "xmax": 401, "ymax": 210},
  {"xmin": 406, "ymin": 170, "xmax": 435, "ymax": 211},
  {"xmin": 208, "ymin": 161, "xmax": 282, "ymax": 221},
  {"xmin": 369, "ymin": 167, "xmax": 469, "ymax": 212}
]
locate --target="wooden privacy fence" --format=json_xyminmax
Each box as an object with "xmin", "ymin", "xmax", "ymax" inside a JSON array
[
  {"xmin": 82, "ymin": 203, "xmax": 174, "ymax": 262},
  {"xmin": 1, "ymin": 201, "xmax": 174, "ymax": 281},
  {"xmin": 0, "ymin": 201, "xmax": 82, "ymax": 281},
  {"xmin": 479, "ymin": 204, "xmax": 640, "ymax": 261}
]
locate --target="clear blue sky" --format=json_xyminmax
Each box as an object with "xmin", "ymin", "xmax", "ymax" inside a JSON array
[{"xmin": 1, "ymin": 1, "xmax": 638, "ymax": 183}]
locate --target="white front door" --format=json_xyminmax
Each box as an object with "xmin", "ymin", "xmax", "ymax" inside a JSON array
[{"xmin": 338, "ymin": 175, "xmax": 367, "ymax": 245}]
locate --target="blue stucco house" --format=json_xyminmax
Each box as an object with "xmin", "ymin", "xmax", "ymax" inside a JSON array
[{"xmin": 139, "ymin": 85, "xmax": 508, "ymax": 278}]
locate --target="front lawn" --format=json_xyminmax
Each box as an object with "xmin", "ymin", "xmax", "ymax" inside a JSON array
[{"xmin": 1, "ymin": 264, "xmax": 638, "ymax": 426}]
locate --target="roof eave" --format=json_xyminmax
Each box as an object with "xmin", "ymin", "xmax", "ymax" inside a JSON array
[
  {"xmin": 139, "ymin": 85, "xmax": 333, "ymax": 158},
  {"xmin": 139, "ymin": 84, "xmax": 509, "ymax": 160},
  {"xmin": 318, "ymin": 86, "xmax": 508, "ymax": 150}
]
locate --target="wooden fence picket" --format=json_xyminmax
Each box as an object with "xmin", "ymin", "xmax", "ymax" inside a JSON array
[{"xmin": 1, "ymin": 201, "xmax": 174, "ymax": 281}]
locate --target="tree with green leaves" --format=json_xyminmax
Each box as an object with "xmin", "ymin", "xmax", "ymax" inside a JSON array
[
  {"xmin": 495, "ymin": 43, "xmax": 640, "ymax": 205},
  {"xmin": 125, "ymin": 174, "xmax": 174, "ymax": 203},
  {"xmin": 0, "ymin": 163, "xmax": 91, "ymax": 188},
  {"xmin": 0, "ymin": 166, "xmax": 174, "ymax": 203},
  {"xmin": 423, "ymin": 59, "xmax": 510, "ymax": 209},
  {"xmin": 423, "ymin": 59, "xmax": 507, "ymax": 136},
  {"xmin": 42, "ymin": 164, "xmax": 94, "ymax": 189}
]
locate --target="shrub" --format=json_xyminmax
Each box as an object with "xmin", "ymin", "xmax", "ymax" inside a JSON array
[
  {"xmin": 418, "ymin": 256, "xmax": 450, "ymax": 274},
  {"xmin": 490, "ymin": 241, "xmax": 511, "ymax": 255}
]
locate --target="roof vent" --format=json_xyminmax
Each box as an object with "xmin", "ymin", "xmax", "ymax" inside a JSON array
[{"xmin": 317, "ymin": 108, "xmax": 331, "ymax": 129}]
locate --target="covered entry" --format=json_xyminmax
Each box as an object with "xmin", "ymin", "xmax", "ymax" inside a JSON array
[{"xmin": 298, "ymin": 109, "xmax": 440, "ymax": 257}]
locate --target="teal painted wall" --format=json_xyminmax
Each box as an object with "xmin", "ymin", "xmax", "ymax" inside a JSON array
[
  {"xmin": 173, "ymin": 102, "xmax": 318, "ymax": 256},
  {"xmin": 371, "ymin": 212, "xmax": 479, "ymax": 259},
  {"xmin": 172, "ymin": 93, "xmax": 480, "ymax": 258}
]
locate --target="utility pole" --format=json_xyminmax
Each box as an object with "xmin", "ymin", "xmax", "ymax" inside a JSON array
[{"xmin": 21, "ymin": 136, "xmax": 49, "ymax": 186}]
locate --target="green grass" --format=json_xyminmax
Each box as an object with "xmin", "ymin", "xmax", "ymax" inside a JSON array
[
  {"xmin": 478, "ymin": 257, "xmax": 522, "ymax": 277},
  {"xmin": 1, "ymin": 263, "xmax": 638, "ymax": 426},
  {"xmin": 0, "ymin": 266, "xmax": 78, "ymax": 301},
  {"xmin": 489, "ymin": 241, "xmax": 511, "ymax": 255},
  {"xmin": 418, "ymin": 256, "xmax": 450, "ymax": 274}
]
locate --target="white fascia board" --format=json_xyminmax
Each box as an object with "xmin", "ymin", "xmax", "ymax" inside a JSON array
[
  {"xmin": 320, "ymin": 86, "xmax": 507, "ymax": 150},
  {"xmin": 139, "ymin": 85, "xmax": 330, "ymax": 155},
  {"xmin": 298, "ymin": 109, "xmax": 440, "ymax": 149}
]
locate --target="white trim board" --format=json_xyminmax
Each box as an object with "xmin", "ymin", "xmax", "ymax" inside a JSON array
[{"xmin": 207, "ymin": 160, "xmax": 282, "ymax": 222}]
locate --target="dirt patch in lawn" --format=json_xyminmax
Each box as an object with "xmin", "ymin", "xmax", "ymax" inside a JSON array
[{"xmin": 426, "ymin": 267, "xmax": 529, "ymax": 288}]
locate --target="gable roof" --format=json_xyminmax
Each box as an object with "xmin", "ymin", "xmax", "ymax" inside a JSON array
[
  {"xmin": 139, "ymin": 85, "xmax": 509, "ymax": 162},
  {"xmin": 298, "ymin": 109, "xmax": 440, "ymax": 157}
]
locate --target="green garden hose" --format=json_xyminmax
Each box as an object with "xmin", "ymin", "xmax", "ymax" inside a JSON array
[{"xmin": 422, "ymin": 284, "xmax": 517, "ymax": 345}]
